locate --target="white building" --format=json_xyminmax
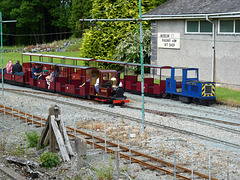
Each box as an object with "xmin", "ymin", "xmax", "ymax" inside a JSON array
[{"xmin": 143, "ymin": 0, "xmax": 240, "ymax": 89}]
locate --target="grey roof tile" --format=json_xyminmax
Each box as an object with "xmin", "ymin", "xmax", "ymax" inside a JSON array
[{"xmin": 144, "ymin": 0, "xmax": 240, "ymax": 16}]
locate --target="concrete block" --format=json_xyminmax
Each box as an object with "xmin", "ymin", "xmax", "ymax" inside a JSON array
[{"xmin": 75, "ymin": 137, "xmax": 87, "ymax": 169}]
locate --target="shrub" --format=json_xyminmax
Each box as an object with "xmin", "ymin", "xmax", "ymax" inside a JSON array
[
  {"xmin": 39, "ymin": 151, "xmax": 60, "ymax": 168},
  {"xmin": 25, "ymin": 131, "xmax": 40, "ymax": 148}
]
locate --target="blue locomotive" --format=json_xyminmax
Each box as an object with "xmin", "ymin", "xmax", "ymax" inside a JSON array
[{"xmin": 165, "ymin": 67, "xmax": 216, "ymax": 105}]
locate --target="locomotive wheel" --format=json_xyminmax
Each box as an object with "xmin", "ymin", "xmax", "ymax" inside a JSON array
[
  {"xmin": 162, "ymin": 93, "xmax": 169, "ymax": 99},
  {"xmin": 87, "ymin": 95, "xmax": 91, "ymax": 100},
  {"xmin": 109, "ymin": 104, "xmax": 114, "ymax": 108}
]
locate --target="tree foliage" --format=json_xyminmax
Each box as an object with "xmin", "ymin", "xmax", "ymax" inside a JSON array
[
  {"xmin": 0, "ymin": 0, "xmax": 167, "ymax": 47},
  {"xmin": 69, "ymin": 0, "xmax": 93, "ymax": 37},
  {"xmin": 0, "ymin": 0, "xmax": 74, "ymax": 45},
  {"xmin": 80, "ymin": 0, "xmax": 168, "ymax": 61},
  {"xmin": 114, "ymin": 29, "xmax": 151, "ymax": 64}
]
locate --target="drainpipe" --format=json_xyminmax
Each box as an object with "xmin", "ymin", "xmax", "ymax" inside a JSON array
[{"xmin": 206, "ymin": 15, "xmax": 215, "ymax": 82}]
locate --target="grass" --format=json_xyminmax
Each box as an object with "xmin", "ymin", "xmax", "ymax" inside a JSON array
[
  {"xmin": 1, "ymin": 50, "xmax": 81, "ymax": 67},
  {"xmin": 2, "ymin": 52, "xmax": 22, "ymax": 67},
  {"xmin": 216, "ymin": 87, "xmax": 240, "ymax": 105}
]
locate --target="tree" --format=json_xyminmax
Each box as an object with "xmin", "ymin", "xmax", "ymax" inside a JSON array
[
  {"xmin": 10, "ymin": 0, "xmax": 44, "ymax": 44},
  {"xmin": 0, "ymin": 0, "xmax": 21, "ymax": 45},
  {"xmin": 48, "ymin": 0, "xmax": 72, "ymax": 39},
  {"xmin": 80, "ymin": 0, "xmax": 141, "ymax": 60},
  {"xmin": 80, "ymin": 0, "xmax": 168, "ymax": 60},
  {"xmin": 114, "ymin": 29, "xmax": 151, "ymax": 64},
  {"xmin": 69, "ymin": 0, "xmax": 93, "ymax": 37},
  {"xmin": 2, "ymin": 0, "xmax": 73, "ymax": 45}
]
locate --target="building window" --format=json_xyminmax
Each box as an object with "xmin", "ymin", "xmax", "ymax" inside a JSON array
[
  {"xmin": 187, "ymin": 21, "xmax": 198, "ymax": 32},
  {"xmin": 186, "ymin": 20, "xmax": 212, "ymax": 33},
  {"xmin": 235, "ymin": 20, "xmax": 240, "ymax": 33},
  {"xmin": 219, "ymin": 20, "xmax": 240, "ymax": 33}
]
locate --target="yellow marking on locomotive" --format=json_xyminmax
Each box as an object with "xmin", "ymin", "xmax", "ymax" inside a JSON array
[{"xmin": 202, "ymin": 84, "xmax": 215, "ymax": 97}]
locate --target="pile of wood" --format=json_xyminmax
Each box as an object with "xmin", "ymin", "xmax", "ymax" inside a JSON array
[{"xmin": 37, "ymin": 105, "xmax": 74, "ymax": 161}]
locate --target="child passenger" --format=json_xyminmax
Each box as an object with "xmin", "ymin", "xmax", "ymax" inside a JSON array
[{"xmin": 45, "ymin": 66, "xmax": 60, "ymax": 89}]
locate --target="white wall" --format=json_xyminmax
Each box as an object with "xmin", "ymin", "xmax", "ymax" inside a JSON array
[{"xmin": 151, "ymin": 19, "xmax": 240, "ymax": 88}]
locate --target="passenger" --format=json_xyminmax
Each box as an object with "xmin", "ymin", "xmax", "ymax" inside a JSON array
[
  {"xmin": 32, "ymin": 64, "xmax": 42, "ymax": 80},
  {"xmin": 94, "ymin": 78, "xmax": 99, "ymax": 94},
  {"xmin": 45, "ymin": 66, "xmax": 60, "ymax": 89},
  {"xmin": 42, "ymin": 67, "xmax": 49, "ymax": 75},
  {"xmin": 12, "ymin": 60, "xmax": 23, "ymax": 75},
  {"xmin": 79, "ymin": 78, "xmax": 90, "ymax": 88},
  {"xmin": 6, "ymin": 60, "xmax": 13, "ymax": 74}
]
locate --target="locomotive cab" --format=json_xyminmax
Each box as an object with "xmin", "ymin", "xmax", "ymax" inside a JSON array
[{"xmin": 89, "ymin": 69, "xmax": 129, "ymax": 105}]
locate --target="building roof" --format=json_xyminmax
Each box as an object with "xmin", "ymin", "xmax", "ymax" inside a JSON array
[{"xmin": 143, "ymin": 0, "xmax": 240, "ymax": 19}]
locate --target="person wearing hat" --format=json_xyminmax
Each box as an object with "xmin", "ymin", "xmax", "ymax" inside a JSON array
[
  {"xmin": 110, "ymin": 77, "xmax": 117, "ymax": 88},
  {"xmin": 12, "ymin": 60, "xmax": 23, "ymax": 75}
]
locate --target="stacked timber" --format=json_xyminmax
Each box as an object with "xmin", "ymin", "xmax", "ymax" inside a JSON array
[{"xmin": 37, "ymin": 105, "xmax": 74, "ymax": 162}]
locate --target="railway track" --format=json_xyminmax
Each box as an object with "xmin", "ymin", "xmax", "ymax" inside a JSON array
[
  {"xmin": 3, "ymin": 88, "xmax": 240, "ymax": 150},
  {"xmin": 130, "ymin": 106, "xmax": 240, "ymax": 126},
  {"xmin": 4, "ymin": 87, "xmax": 240, "ymax": 123},
  {"xmin": 0, "ymin": 104, "xmax": 218, "ymax": 180},
  {"xmin": 130, "ymin": 95, "xmax": 240, "ymax": 120}
]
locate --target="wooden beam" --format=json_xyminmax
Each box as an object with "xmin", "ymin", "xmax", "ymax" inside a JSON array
[
  {"xmin": 51, "ymin": 115, "xmax": 70, "ymax": 162},
  {"xmin": 37, "ymin": 116, "xmax": 50, "ymax": 150},
  {"xmin": 49, "ymin": 115, "xmax": 56, "ymax": 153},
  {"xmin": 60, "ymin": 119, "xmax": 74, "ymax": 156}
]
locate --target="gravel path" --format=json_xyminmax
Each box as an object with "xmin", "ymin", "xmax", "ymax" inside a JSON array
[{"xmin": 0, "ymin": 84, "xmax": 240, "ymax": 179}]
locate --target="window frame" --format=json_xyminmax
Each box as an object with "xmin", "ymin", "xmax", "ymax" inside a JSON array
[
  {"xmin": 185, "ymin": 20, "xmax": 213, "ymax": 34},
  {"xmin": 218, "ymin": 19, "xmax": 240, "ymax": 34}
]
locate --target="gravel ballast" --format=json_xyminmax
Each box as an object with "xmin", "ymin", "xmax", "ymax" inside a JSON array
[{"xmin": 0, "ymin": 84, "xmax": 240, "ymax": 179}]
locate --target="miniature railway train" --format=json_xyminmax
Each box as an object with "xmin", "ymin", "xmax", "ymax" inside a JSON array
[{"xmin": 0, "ymin": 53, "xmax": 216, "ymax": 105}]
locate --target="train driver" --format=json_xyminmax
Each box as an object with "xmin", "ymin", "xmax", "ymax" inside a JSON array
[
  {"xmin": 94, "ymin": 78, "xmax": 99, "ymax": 94},
  {"xmin": 111, "ymin": 77, "xmax": 117, "ymax": 88}
]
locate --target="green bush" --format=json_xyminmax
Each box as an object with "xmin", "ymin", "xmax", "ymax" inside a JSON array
[
  {"xmin": 25, "ymin": 131, "xmax": 40, "ymax": 148},
  {"xmin": 39, "ymin": 151, "xmax": 60, "ymax": 168}
]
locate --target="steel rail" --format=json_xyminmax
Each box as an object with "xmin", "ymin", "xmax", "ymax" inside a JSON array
[
  {"xmin": 67, "ymin": 131, "xmax": 191, "ymax": 180},
  {"xmin": 3, "ymin": 86, "xmax": 240, "ymax": 120},
  {"xmin": 2, "ymin": 90, "xmax": 240, "ymax": 150},
  {"xmin": 0, "ymin": 104, "xmax": 218, "ymax": 180},
  {"xmin": 127, "ymin": 106, "xmax": 240, "ymax": 127},
  {"xmin": 4, "ymin": 88, "xmax": 240, "ymax": 125},
  {"xmin": 4, "ymin": 88, "xmax": 240, "ymax": 123}
]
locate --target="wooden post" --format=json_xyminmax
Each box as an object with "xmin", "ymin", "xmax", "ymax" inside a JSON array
[
  {"xmin": 49, "ymin": 116, "xmax": 56, "ymax": 153},
  {"xmin": 49, "ymin": 105, "xmax": 61, "ymax": 153}
]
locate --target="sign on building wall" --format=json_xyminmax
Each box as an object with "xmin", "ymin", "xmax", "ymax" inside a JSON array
[{"xmin": 158, "ymin": 33, "xmax": 180, "ymax": 49}]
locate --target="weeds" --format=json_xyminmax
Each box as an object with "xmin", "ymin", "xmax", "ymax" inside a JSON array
[
  {"xmin": 8, "ymin": 143, "xmax": 26, "ymax": 157},
  {"xmin": 39, "ymin": 151, "xmax": 60, "ymax": 168},
  {"xmin": 0, "ymin": 136, "xmax": 7, "ymax": 153},
  {"xmin": 95, "ymin": 157, "xmax": 113, "ymax": 180},
  {"xmin": 25, "ymin": 131, "xmax": 40, "ymax": 148}
]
